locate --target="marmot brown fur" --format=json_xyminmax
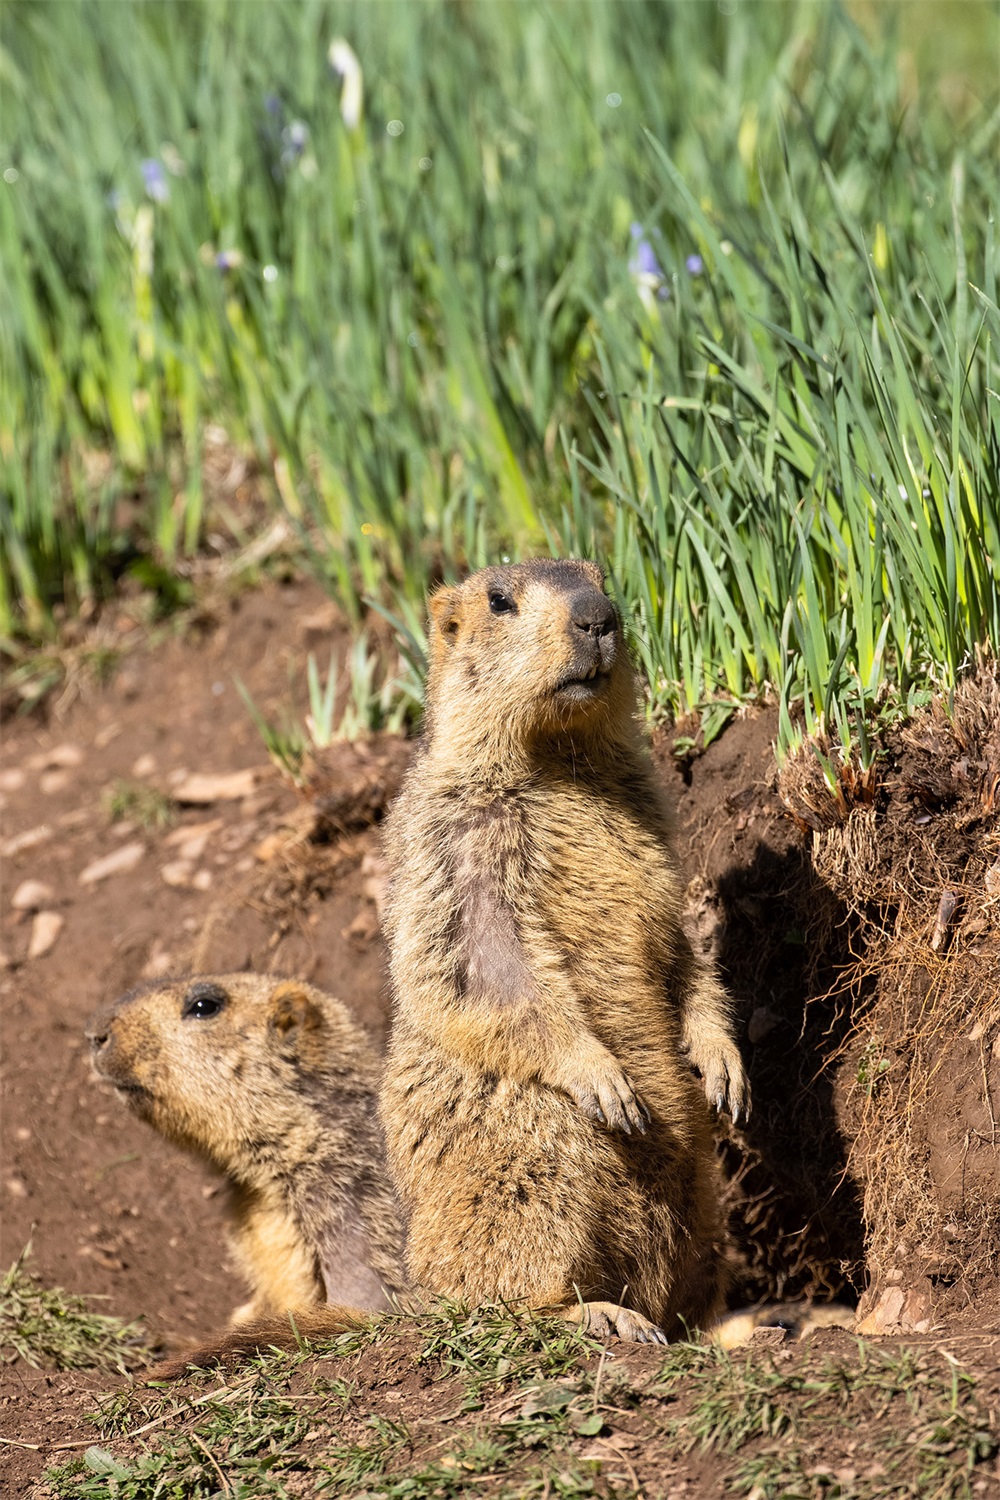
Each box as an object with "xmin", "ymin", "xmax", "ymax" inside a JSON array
[
  {"xmin": 379, "ymin": 557, "xmax": 749, "ymax": 1341},
  {"xmin": 86, "ymin": 974, "xmax": 408, "ymax": 1337}
]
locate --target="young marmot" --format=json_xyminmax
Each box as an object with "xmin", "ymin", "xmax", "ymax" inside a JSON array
[
  {"xmin": 380, "ymin": 558, "xmax": 749, "ymax": 1341},
  {"xmin": 86, "ymin": 974, "xmax": 408, "ymax": 1330}
]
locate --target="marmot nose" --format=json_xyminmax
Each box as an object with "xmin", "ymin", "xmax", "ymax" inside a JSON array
[{"xmin": 569, "ymin": 590, "xmax": 616, "ymax": 638}]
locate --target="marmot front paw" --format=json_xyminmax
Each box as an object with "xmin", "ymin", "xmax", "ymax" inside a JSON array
[
  {"xmin": 560, "ymin": 1060, "xmax": 650, "ymax": 1134},
  {"xmin": 685, "ymin": 1036, "xmax": 751, "ymax": 1125}
]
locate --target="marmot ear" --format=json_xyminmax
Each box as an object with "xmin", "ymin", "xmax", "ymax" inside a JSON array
[
  {"xmin": 268, "ymin": 982, "xmax": 324, "ymax": 1045},
  {"xmin": 428, "ymin": 586, "xmax": 461, "ymax": 642}
]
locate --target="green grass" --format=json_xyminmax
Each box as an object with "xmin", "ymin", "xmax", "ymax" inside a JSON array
[
  {"xmin": 660, "ymin": 1341, "xmax": 998, "ymax": 1500},
  {"xmin": 0, "ymin": 1249, "xmax": 153, "ymax": 1374},
  {"xmin": 102, "ymin": 778, "xmax": 175, "ymax": 830},
  {"xmin": 43, "ymin": 1307, "xmax": 998, "ymax": 1500},
  {"xmin": 2, "ymin": 0, "xmax": 998, "ymax": 775}
]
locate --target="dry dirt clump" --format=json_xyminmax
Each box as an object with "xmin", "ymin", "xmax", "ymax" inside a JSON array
[{"xmin": 792, "ymin": 665, "xmax": 1000, "ymax": 1333}]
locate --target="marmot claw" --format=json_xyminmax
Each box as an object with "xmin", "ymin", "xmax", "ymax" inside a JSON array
[
  {"xmin": 565, "ymin": 1069, "xmax": 648, "ymax": 1134},
  {"xmin": 693, "ymin": 1042, "xmax": 750, "ymax": 1123}
]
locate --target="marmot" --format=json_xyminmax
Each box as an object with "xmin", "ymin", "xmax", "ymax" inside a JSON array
[
  {"xmin": 86, "ymin": 973, "xmax": 408, "ymax": 1333},
  {"xmin": 379, "ymin": 558, "xmax": 749, "ymax": 1341}
]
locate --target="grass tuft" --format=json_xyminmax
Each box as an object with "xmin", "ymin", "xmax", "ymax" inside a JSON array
[{"xmin": 0, "ymin": 1248, "xmax": 153, "ymax": 1374}]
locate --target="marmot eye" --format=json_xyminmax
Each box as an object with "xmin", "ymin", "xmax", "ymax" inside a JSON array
[
  {"xmin": 488, "ymin": 590, "xmax": 516, "ymax": 615},
  {"xmin": 182, "ymin": 985, "xmax": 227, "ymax": 1020}
]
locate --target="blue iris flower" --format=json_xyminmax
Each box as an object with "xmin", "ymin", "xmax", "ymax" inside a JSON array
[{"xmin": 141, "ymin": 158, "xmax": 169, "ymax": 204}]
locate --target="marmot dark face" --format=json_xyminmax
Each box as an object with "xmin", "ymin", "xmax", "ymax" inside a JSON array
[
  {"xmin": 86, "ymin": 975, "xmax": 336, "ymax": 1166},
  {"xmin": 426, "ymin": 559, "xmax": 636, "ymax": 747}
]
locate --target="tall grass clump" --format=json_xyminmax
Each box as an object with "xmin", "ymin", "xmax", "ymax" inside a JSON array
[
  {"xmin": 570, "ymin": 13, "xmax": 999, "ymax": 764},
  {"xmin": 2, "ymin": 0, "xmax": 997, "ymax": 770}
]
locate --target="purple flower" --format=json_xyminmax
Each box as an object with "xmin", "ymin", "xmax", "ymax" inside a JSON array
[
  {"xmin": 214, "ymin": 249, "xmax": 243, "ymax": 271},
  {"xmin": 264, "ymin": 93, "xmax": 284, "ymax": 117},
  {"xmin": 280, "ymin": 119, "xmax": 310, "ymax": 171},
  {"xmin": 685, "ymin": 253, "xmax": 704, "ymax": 276},
  {"xmin": 628, "ymin": 222, "xmax": 665, "ymax": 280},
  {"xmin": 141, "ymin": 158, "xmax": 169, "ymax": 204}
]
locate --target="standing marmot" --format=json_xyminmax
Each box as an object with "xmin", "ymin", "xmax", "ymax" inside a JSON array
[
  {"xmin": 87, "ymin": 974, "xmax": 408, "ymax": 1331},
  {"xmin": 380, "ymin": 558, "xmax": 749, "ymax": 1341}
]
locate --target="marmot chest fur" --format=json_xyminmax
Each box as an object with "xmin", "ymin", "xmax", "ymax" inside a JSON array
[{"xmin": 380, "ymin": 558, "xmax": 749, "ymax": 1340}]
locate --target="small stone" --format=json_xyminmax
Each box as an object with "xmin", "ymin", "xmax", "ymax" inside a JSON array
[
  {"xmin": 984, "ymin": 863, "xmax": 1000, "ymax": 899},
  {"xmin": 172, "ymin": 769, "xmax": 257, "ymax": 804},
  {"xmin": 131, "ymin": 753, "xmax": 157, "ymax": 778},
  {"xmin": 11, "ymin": 880, "xmax": 55, "ymax": 912},
  {"xmin": 39, "ymin": 769, "xmax": 71, "ymax": 796},
  {"xmin": 856, "ymin": 1285, "xmax": 905, "ymax": 1334},
  {"xmin": 2, "ymin": 824, "xmax": 53, "ymax": 858},
  {"xmin": 191, "ymin": 869, "xmax": 213, "ymax": 891},
  {"xmin": 79, "ymin": 842, "xmax": 145, "ymax": 885},
  {"xmin": 0, "ymin": 768, "xmax": 26, "ymax": 793},
  {"xmin": 749, "ymin": 1325, "xmax": 788, "ymax": 1347},
  {"xmin": 164, "ymin": 818, "xmax": 221, "ymax": 855},
  {"xmin": 15, "ymin": 1127, "xmax": 31, "ymax": 1141},
  {"xmin": 28, "ymin": 911, "xmax": 64, "ymax": 959},
  {"xmin": 93, "ymin": 721, "xmax": 122, "ymax": 749},
  {"xmin": 5, "ymin": 1177, "xmax": 27, "ymax": 1198},
  {"xmin": 161, "ymin": 860, "xmax": 194, "ymax": 888},
  {"xmin": 29, "ymin": 743, "xmax": 83, "ymax": 771}
]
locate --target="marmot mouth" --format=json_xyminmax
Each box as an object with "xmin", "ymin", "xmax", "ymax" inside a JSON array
[
  {"xmin": 107, "ymin": 1079, "xmax": 152, "ymax": 1104},
  {"xmin": 553, "ymin": 667, "xmax": 609, "ymax": 699}
]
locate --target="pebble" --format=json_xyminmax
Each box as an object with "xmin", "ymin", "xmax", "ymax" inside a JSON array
[
  {"xmin": 5, "ymin": 1177, "xmax": 27, "ymax": 1198},
  {"xmin": 164, "ymin": 818, "xmax": 221, "ymax": 850},
  {"xmin": 131, "ymin": 753, "xmax": 157, "ymax": 778},
  {"xmin": 161, "ymin": 860, "xmax": 194, "ymax": 888},
  {"xmin": 29, "ymin": 743, "xmax": 83, "ymax": 771},
  {"xmin": 0, "ymin": 768, "xmax": 26, "ymax": 793},
  {"xmin": 39, "ymin": 769, "xmax": 71, "ymax": 796},
  {"xmin": 172, "ymin": 769, "xmax": 258, "ymax": 804},
  {"xmin": 79, "ymin": 842, "xmax": 145, "ymax": 885},
  {"xmin": 2, "ymin": 824, "xmax": 53, "ymax": 858},
  {"xmin": 28, "ymin": 911, "xmax": 64, "ymax": 959},
  {"xmin": 11, "ymin": 879, "xmax": 55, "ymax": 912},
  {"xmin": 179, "ymin": 831, "xmax": 212, "ymax": 861}
]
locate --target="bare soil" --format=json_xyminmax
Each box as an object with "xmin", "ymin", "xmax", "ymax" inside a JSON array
[{"xmin": 2, "ymin": 580, "xmax": 998, "ymax": 1496}]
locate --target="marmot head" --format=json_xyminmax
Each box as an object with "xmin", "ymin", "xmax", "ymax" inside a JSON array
[
  {"xmin": 86, "ymin": 974, "xmax": 373, "ymax": 1171},
  {"xmin": 425, "ymin": 559, "xmax": 637, "ymax": 754}
]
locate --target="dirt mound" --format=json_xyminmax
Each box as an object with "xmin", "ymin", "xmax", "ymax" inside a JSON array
[
  {"xmin": 807, "ymin": 668, "xmax": 1000, "ymax": 1333},
  {"xmin": 668, "ymin": 671, "xmax": 1000, "ymax": 1325}
]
